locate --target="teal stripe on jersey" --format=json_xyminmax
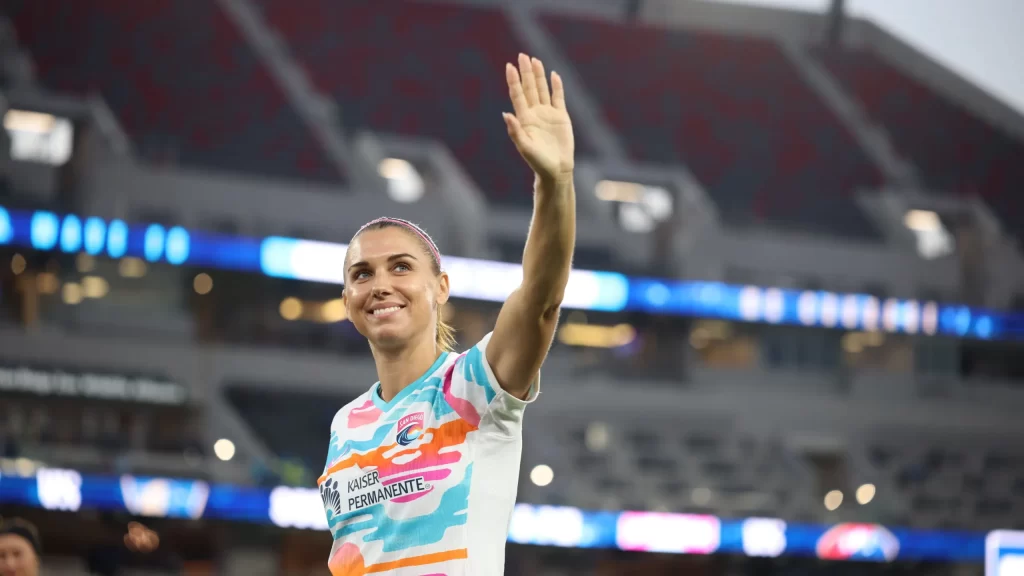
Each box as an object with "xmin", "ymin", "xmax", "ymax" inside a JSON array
[
  {"xmin": 462, "ymin": 345, "xmax": 497, "ymax": 405},
  {"xmin": 327, "ymin": 464, "xmax": 474, "ymax": 552}
]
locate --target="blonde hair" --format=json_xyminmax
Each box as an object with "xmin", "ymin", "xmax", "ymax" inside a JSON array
[
  {"xmin": 350, "ymin": 218, "xmax": 457, "ymax": 352},
  {"xmin": 436, "ymin": 306, "xmax": 457, "ymax": 353}
]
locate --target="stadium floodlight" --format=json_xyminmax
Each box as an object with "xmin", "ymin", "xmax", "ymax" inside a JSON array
[
  {"xmin": 213, "ymin": 439, "xmax": 236, "ymax": 462},
  {"xmin": 596, "ymin": 180, "xmax": 646, "ymax": 202},
  {"xmin": 596, "ymin": 180, "xmax": 674, "ymax": 233},
  {"xmin": 319, "ymin": 299, "xmax": 347, "ymax": 323},
  {"xmin": 82, "ymin": 276, "xmax": 109, "ymax": 299},
  {"xmin": 119, "ymin": 257, "xmax": 147, "ymax": 278},
  {"xmin": 62, "ymin": 282, "xmax": 83, "ymax": 305},
  {"xmin": 10, "ymin": 253, "xmax": 26, "ymax": 275},
  {"xmin": 279, "ymin": 297, "xmax": 303, "ymax": 321},
  {"xmin": 529, "ymin": 465, "xmax": 554, "ymax": 487},
  {"xmin": 824, "ymin": 490, "xmax": 843, "ymax": 511},
  {"xmin": 378, "ymin": 157, "xmax": 425, "ymax": 203},
  {"xmin": 4, "ymin": 109, "xmax": 74, "ymax": 165},
  {"xmin": 903, "ymin": 209, "xmax": 941, "ymax": 232},
  {"xmin": 856, "ymin": 483, "xmax": 876, "ymax": 505},
  {"xmin": 557, "ymin": 323, "xmax": 636, "ymax": 348},
  {"xmin": 904, "ymin": 209, "xmax": 954, "ymax": 260}
]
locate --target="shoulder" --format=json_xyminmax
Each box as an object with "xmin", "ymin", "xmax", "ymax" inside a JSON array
[
  {"xmin": 445, "ymin": 333, "xmax": 496, "ymax": 385},
  {"xmin": 446, "ymin": 331, "xmax": 538, "ymax": 412}
]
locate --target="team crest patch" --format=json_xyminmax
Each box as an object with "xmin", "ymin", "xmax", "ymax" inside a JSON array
[{"xmin": 396, "ymin": 412, "xmax": 424, "ymax": 446}]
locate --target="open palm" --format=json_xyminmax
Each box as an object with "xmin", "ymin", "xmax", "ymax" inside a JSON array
[{"xmin": 504, "ymin": 53, "xmax": 575, "ymax": 183}]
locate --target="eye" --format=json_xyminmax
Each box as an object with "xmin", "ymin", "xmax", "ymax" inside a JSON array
[
  {"xmin": 352, "ymin": 270, "xmax": 370, "ymax": 281},
  {"xmin": 393, "ymin": 262, "xmax": 411, "ymax": 273}
]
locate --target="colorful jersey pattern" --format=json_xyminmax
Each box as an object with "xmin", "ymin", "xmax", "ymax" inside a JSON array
[{"xmin": 319, "ymin": 333, "xmax": 537, "ymax": 576}]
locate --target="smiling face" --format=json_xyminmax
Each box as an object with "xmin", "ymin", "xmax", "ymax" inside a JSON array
[{"xmin": 344, "ymin": 226, "xmax": 449, "ymax": 352}]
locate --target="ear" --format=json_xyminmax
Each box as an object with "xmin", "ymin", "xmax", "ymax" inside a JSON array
[{"xmin": 436, "ymin": 272, "xmax": 450, "ymax": 307}]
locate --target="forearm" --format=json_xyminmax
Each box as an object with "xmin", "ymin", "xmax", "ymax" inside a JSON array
[{"xmin": 520, "ymin": 173, "xmax": 576, "ymax": 312}]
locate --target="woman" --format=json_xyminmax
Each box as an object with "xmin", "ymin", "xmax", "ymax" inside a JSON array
[{"xmin": 319, "ymin": 53, "xmax": 575, "ymax": 575}]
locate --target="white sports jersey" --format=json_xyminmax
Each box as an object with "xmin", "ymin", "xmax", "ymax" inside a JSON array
[{"xmin": 319, "ymin": 333, "xmax": 537, "ymax": 575}]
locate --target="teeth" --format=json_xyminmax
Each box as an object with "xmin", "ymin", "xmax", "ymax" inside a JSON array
[{"xmin": 373, "ymin": 306, "xmax": 402, "ymax": 315}]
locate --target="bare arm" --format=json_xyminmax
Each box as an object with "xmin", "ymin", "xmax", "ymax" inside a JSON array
[{"xmin": 486, "ymin": 53, "xmax": 577, "ymax": 399}]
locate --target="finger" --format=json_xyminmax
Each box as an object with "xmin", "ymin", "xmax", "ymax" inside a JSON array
[
  {"xmin": 505, "ymin": 62, "xmax": 528, "ymax": 116},
  {"xmin": 503, "ymin": 112, "xmax": 526, "ymax": 146},
  {"xmin": 532, "ymin": 57, "xmax": 550, "ymax": 106},
  {"xmin": 551, "ymin": 71, "xmax": 566, "ymax": 111},
  {"xmin": 518, "ymin": 53, "xmax": 538, "ymax": 106}
]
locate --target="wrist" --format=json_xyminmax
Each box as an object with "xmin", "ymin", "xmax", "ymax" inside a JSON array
[{"xmin": 535, "ymin": 169, "xmax": 574, "ymax": 191}]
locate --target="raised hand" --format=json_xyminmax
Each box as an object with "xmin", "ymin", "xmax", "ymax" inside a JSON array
[{"xmin": 504, "ymin": 53, "xmax": 575, "ymax": 184}]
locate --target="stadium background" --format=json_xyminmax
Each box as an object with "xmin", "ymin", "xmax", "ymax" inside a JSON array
[{"xmin": 0, "ymin": 0, "xmax": 1022, "ymax": 574}]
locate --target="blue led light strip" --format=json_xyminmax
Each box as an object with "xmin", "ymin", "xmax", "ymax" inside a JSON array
[
  {"xmin": 1, "ymin": 205, "xmax": 1022, "ymax": 340},
  {"xmin": 0, "ymin": 468, "xmax": 994, "ymax": 562}
]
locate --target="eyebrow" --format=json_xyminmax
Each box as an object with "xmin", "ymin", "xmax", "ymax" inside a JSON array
[{"xmin": 347, "ymin": 253, "xmax": 418, "ymax": 271}]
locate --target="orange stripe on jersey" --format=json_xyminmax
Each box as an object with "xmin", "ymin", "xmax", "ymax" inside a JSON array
[
  {"xmin": 319, "ymin": 418, "xmax": 476, "ymax": 486},
  {"xmin": 366, "ymin": 549, "xmax": 468, "ymax": 573},
  {"xmin": 329, "ymin": 546, "xmax": 468, "ymax": 575}
]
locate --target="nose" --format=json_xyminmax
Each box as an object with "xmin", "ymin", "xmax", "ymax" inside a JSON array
[{"xmin": 370, "ymin": 272, "xmax": 393, "ymax": 297}]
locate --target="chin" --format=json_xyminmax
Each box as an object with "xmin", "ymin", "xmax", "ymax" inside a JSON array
[{"xmin": 369, "ymin": 326, "xmax": 416, "ymax": 350}]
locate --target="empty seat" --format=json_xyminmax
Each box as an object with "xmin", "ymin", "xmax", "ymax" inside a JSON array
[
  {"xmin": 819, "ymin": 48, "xmax": 1024, "ymax": 236},
  {"xmin": 542, "ymin": 14, "xmax": 883, "ymax": 239},
  {"xmin": 224, "ymin": 386, "xmax": 355, "ymax": 475},
  {"xmin": 525, "ymin": 416, "xmax": 816, "ymax": 520},
  {"xmin": 259, "ymin": 0, "xmax": 581, "ymax": 206},
  {"xmin": 4, "ymin": 0, "xmax": 343, "ymax": 183},
  {"xmin": 860, "ymin": 436, "xmax": 1024, "ymax": 531}
]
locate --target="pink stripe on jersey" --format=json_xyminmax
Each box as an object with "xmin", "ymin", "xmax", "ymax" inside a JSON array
[
  {"xmin": 382, "ymin": 468, "xmax": 452, "ymax": 486},
  {"xmin": 442, "ymin": 360, "xmax": 480, "ymax": 427},
  {"xmin": 348, "ymin": 399, "xmax": 382, "ymax": 428}
]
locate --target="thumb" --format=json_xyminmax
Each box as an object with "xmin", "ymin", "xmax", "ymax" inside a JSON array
[{"xmin": 503, "ymin": 112, "xmax": 526, "ymax": 146}]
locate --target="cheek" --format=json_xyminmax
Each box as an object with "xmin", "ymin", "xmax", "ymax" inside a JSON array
[
  {"xmin": 344, "ymin": 290, "xmax": 364, "ymax": 317},
  {"xmin": 403, "ymin": 283, "xmax": 436, "ymax": 311}
]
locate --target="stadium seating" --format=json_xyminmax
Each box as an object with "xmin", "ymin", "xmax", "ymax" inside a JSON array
[
  {"xmin": 860, "ymin": 435, "xmax": 1024, "ymax": 531},
  {"xmin": 258, "ymin": 0, "xmax": 563, "ymax": 207},
  {"xmin": 819, "ymin": 48, "xmax": 1024, "ymax": 236},
  {"xmin": 524, "ymin": 418, "xmax": 818, "ymax": 521},
  {"xmin": 3, "ymin": 0, "xmax": 343, "ymax": 183},
  {"xmin": 224, "ymin": 386, "xmax": 354, "ymax": 478},
  {"xmin": 528, "ymin": 420, "xmax": 1024, "ymax": 531},
  {"xmin": 541, "ymin": 14, "xmax": 884, "ymax": 239},
  {"xmin": 0, "ymin": 396, "xmax": 203, "ymax": 474}
]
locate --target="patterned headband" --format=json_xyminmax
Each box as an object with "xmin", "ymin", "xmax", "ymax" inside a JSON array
[{"xmin": 356, "ymin": 217, "xmax": 442, "ymax": 267}]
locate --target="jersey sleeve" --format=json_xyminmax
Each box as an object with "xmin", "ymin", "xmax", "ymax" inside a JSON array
[{"xmin": 442, "ymin": 331, "xmax": 539, "ymax": 437}]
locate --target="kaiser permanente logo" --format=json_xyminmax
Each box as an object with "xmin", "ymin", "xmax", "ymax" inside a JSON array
[
  {"xmin": 396, "ymin": 412, "xmax": 424, "ymax": 446},
  {"xmin": 344, "ymin": 469, "xmax": 430, "ymax": 512}
]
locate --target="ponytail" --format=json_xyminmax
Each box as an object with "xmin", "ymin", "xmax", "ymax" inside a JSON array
[{"xmin": 436, "ymin": 305, "xmax": 457, "ymax": 352}]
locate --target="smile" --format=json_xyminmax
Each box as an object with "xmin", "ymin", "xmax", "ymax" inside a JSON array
[{"xmin": 371, "ymin": 306, "xmax": 404, "ymax": 317}]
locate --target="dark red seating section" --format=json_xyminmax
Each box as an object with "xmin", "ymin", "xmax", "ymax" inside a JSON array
[
  {"xmin": 3, "ymin": 0, "xmax": 343, "ymax": 184},
  {"xmin": 819, "ymin": 48, "xmax": 1024, "ymax": 235},
  {"xmin": 542, "ymin": 14, "xmax": 883, "ymax": 239},
  {"xmin": 258, "ymin": 0, "xmax": 563, "ymax": 207}
]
